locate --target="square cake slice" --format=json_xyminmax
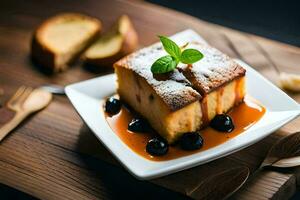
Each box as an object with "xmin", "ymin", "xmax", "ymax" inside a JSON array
[{"xmin": 114, "ymin": 30, "xmax": 246, "ymax": 143}]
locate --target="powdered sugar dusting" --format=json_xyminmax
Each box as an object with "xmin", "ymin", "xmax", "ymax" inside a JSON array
[
  {"xmin": 120, "ymin": 43, "xmax": 201, "ymax": 110},
  {"xmin": 179, "ymin": 42, "xmax": 246, "ymax": 93}
]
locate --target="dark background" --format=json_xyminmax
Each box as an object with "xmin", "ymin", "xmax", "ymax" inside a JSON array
[
  {"xmin": 147, "ymin": 0, "xmax": 300, "ymax": 47},
  {"xmin": 1, "ymin": 0, "xmax": 300, "ymax": 199}
]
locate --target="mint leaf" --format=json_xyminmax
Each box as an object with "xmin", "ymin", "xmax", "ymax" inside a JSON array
[
  {"xmin": 180, "ymin": 49, "xmax": 203, "ymax": 64},
  {"xmin": 151, "ymin": 36, "xmax": 204, "ymax": 74},
  {"xmin": 159, "ymin": 36, "xmax": 181, "ymax": 61},
  {"xmin": 151, "ymin": 55, "xmax": 177, "ymax": 74}
]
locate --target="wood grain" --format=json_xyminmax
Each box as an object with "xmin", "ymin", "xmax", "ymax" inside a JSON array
[{"xmin": 0, "ymin": 0, "xmax": 300, "ymax": 199}]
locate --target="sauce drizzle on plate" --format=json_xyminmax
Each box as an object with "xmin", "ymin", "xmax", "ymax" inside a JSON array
[{"xmin": 103, "ymin": 95, "xmax": 265, "ymax": 161}]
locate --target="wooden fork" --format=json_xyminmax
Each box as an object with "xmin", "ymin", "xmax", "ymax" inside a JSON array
[{"xmin": 0, "ymin": 86, "xmax": 52, "ymax": 142}]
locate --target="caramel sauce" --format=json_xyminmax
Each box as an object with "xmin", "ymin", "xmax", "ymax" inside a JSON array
[
  {"xmin": 104, "ymin": 95, "xmax": 265, "ymax": 161},
  {"xmin": 216, "ymin": 87, "xmax": 224, "ymax": 114},
  {"xmin": 200, "ymin": 98, "xmax": 209, "ymax": 126},
  {"xmin": 234, "ymin": 77, "xmax": 243, "ymax": 105}
]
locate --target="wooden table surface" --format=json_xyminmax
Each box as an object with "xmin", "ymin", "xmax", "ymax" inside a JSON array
[{"xmin": 1, "ymin": 0, "xmax": 300, "ymax": 199}]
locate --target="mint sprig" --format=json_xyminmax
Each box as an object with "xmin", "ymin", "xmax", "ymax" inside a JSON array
[{"xmin": 151, "ymin": 36, "xmax": 203, "ymax": 74}]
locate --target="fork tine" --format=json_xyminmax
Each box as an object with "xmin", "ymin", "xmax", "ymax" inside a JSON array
[
  {"xmin": 17, "ymin": 87, "xmax": 33, "ymax": 106},
  {"xmin": 7, "ymin": 86, "xmax": 26, "ymax": 106}
]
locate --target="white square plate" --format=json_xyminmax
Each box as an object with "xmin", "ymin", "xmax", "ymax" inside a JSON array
[{"xmin": 65, "ymin": 59, "xmax": 300, "ymax": 180}]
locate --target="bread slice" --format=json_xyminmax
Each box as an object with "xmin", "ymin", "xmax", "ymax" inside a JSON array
[
  {"xmin": 31, "ymin": 13, "xmax": 101, "ymax": 72},
  {"xmin": 83, "ymin": 15, "xmax": 138, "ymax": 67},
  {"xmin": 114, "ymin": 31, "xmax": 246, "ymax": 143}
]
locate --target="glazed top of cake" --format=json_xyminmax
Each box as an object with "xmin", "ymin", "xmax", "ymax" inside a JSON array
[{"xmin": 114, "ymin": 30, "xmax": 245, "ymax": 110}]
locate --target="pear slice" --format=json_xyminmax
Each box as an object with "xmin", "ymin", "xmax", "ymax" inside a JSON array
[
  {"xmin": 83, "ymin": 15, "xmax": 138, "ymax": 67},
  {"xmin": 279, "ymin": 72, "xmax": 300, "ymax": 92}
]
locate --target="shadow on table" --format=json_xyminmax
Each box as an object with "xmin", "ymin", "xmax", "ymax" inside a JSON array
[
  {"xmin": 0, "ymin": 184, "xmax": 38, "ymax": 200},
  {"xmin": 29, "ymin": 55, "xmax": 57, "ymax": 76},
  {"xmin": 82, "ymin": 62, "xmax": 114, "ymax": 74},
  {"xmin": 29, "ymin": 53, "xmax": 114, "ymax": 76},
  {"xmin": 75, "ymin": 124, "xmax": 188, "ymax": 199}
]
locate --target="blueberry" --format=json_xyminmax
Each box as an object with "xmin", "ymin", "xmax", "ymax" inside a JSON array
[
  {"xmin": 180, "ymin": 132, "xmax": 203, "ymax": 150},
  {"xmin": 210, "ymin": 114, "xmax": 234, "ymax": 132},
  {"xmin": 146, "ymin": 137, "xmax": 169, "ymax": 156},
  {"xmin": 105, "ymin": 97, "xmax": 121, "ymax": 115},
  {"xmin": 128, "ymin": 118, "xmax": 151, "ymax": 132}
]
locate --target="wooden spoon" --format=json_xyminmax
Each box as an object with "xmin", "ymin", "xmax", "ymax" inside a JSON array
[
  {"xmin": 187, "ymin": 166, "xmax": 250, "ymax": 200},
  {"xmin": 0, "ymin": 87, "xmax": 52, "ymax": 141},
  {"xmin": 261, "ymin": 131, "xmax": 300, "ymax": 168}
]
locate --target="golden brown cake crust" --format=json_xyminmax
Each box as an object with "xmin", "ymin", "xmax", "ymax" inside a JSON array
[{"xmin": 114, "ymin": 43, "xmax": 202, "ymax": 111}]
